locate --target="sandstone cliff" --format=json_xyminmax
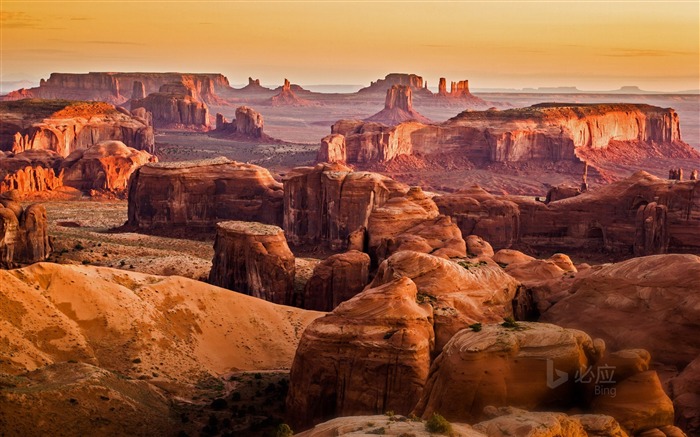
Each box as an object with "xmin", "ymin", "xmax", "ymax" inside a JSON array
[
  {"xmin": 208, "ymin": 221, "xmax": 295, "ymax": 305},
  {"xmin": 131, "ymin": 81, "xmax": 210, "ymax": 130},
  {"xmin": 0, "ymin": 195, "xmax": 51, "ymax": 267},
  {"xmin": 283, "ymin": 162, "xmax": 407, "ymax": 249},
  {"xmin": 328, "ymin": 103, "xmax": 696, "ymax": 166},
  {"xmin": 3, "ymin": 72, "xmax": 230, "ymax": 105},
  {"xmin": 364, "ymin": 85, "xmax": 432, "ymax": 126},
  {"xmin": 214, "ymin": 106, "xmax": 269, "ymax": 140},
  {"xmin": 127, "ymin": 157, "xmax": 284, "ymax": 229},
  {"xmin": 1, "ymin": 100, "xmax": 154, "ymax": 156},
  {"xmin": 0, "ymin": 150, "xmax": 64, "ymax": 195}
]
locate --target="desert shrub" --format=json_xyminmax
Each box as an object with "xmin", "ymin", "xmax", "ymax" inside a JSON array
[
  {"xmin": 425, "ymin": 412, "xmax": 452, "ymax": 434},
  {"xmin": 276, "ymin": 423, "xmax": 294, "ymax": 437}
]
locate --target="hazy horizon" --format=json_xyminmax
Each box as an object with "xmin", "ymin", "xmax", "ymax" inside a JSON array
[{"xmin": 2, "ymin": 0, "xmax": 698, "ymax": 93}]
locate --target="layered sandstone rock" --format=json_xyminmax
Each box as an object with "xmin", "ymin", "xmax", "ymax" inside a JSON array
[
  {"xmin": 541, "ymin": 254, "xmax": 700, "ymax": 366},
  {"xmin": 208, "ymin": 221, "xmax": 295, "ymax": 305},
  {"xmin": 283, "ymin": 163, "xmax": 407, "ymax": 249},
  {"xmin": 127, "ymin": 158, "xmax": 284, "ymax": 229},
  {"xmin": 60, "ymin": 141, "xmax": 155, "ymax": 193},
  {"xmin": 317, "ymin": 133, "xmax": 346, "ymax": 163},
  {"xmin": 214, "ymin": 106, "xmax": 268, "ymax": 139},
  {"xmin": 0, "ymin": 150, "xmax": 64, "ymax": 194},
  {"xmin": 0, "ymin": 198, "xmax": 51, "ymax": 267},
  {"xmin": 329, "ymin": 103, "xmax": 696, "ymax": 167},
  {"xmin": 413, "ymin": 323, "xmax": 602, "ymax": 422},
  {"xmin": 364, "ymin": 85, "xmax": 432, "ymax": 126},
  {"xmin": 1, "ymin": 100, "xmax": 154, "ymax": 156},
  {"xmin": 295, "ymin": 415, "xmax": 485, "ymax": 437},
  {"xmin": 465, "ymin": 234, "xmax": 494, "ymax": 257},
  {"xmin": 302, "ymin": 250, "xmax": 370, "ymax": 311},
  {"xmin": 672, "ymin": 355, "xmax": 700, "ymax": 435},
  {"xmin": 369, "ymin": 251, "xmax": 520, "ymax": 352},
  {"xmin": 435, "ymin": 187, "xmax": 521, "ymax": 249},
  {"xmin": 286, "ymin": 277, "xmax": 434, "ymax": 429},
  {"xmin": 474, "ymin": 408, "xmax": 627, "ymax": 437},
  {"xmin": 374, "ymin": 215, "xmax": 467, "ymax": 263},
  {"xmin": 131, "ymin": 81, "xmax": 210, "ymax": 130},
  {"xmin": 3, "ymin": 72, "xmax": 230, "ymax": 105},
  {"xmin": 131, "ymin": 80, "xmax": 146, "ymax": 100}
]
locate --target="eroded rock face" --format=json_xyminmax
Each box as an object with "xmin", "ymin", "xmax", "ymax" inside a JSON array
[
  {"xmin": 317, "ymin": 134, "xmax": 346, "ymax": 163},
  {"xmin": 413, "ymin": 323, "xmax": 601, "ymax": 422},
  {"xmin": 672, "ymin": 355, "xmax": 700, "ymax": 435},
  {"xmin": 330, "ymin": 103, "xmax": 695, "ymax": 166},
  {"xmin": 295, "ymin": 415, "xmax": 486, "ymax": 437},
  {"xmin": 0, "ymin": 199, "xmax": 51, "ymax": 267},
  {"xmin": 302, "ymin": 250, "xmax": 370, "ymax": 311},
  {"xmin": 131, "ymin": 80, "xmax": 146, "ymax": 100},
  {"xmin": 208, "ymin": 221, "xmax": 295, "ymax": 305},
  {"xmin": 364, "ymin": 85, "xmax": 432, "ymax": 126},
  {"xmin": 0, "ymin": 150, "xmax": 64, "ymax": 195},
  {"xmin": 369, "ymin": 251, "xmax": 520, "ymax": 352},
  {"xmin": 474, "ymin": 408, "xmax": 626, "ymax": 437},
  {"xmin": 61, "ymin": 141, "xmax": 155, "ymax": 193},
  {"xmin": 3, "ymin": 72, "xmax": 230, "ymax": 105},
  {"xmin": 214, "ymin": 106, "xmax": 267, "ymax": 139},
  {"xmin": 131, "ymin": 81, "xmax": 210, "ymax": 130},
  {"xmin": 283, "ymin": 163, "xmax": 407, "ymax": 250},
  {"xmin": 1, "ymin": 100, "xmax": 154, "ymax": 156},
  {"xmin": 127, "ymin": 158, "xmax": 284, "ymax": 229},
  {"xmin": 541, "ymin": 254, "xmax": 700, "ymax": 367},
  {"xmin": 286, "ymin": 277, "xmax": 434, "ymax": 429}
]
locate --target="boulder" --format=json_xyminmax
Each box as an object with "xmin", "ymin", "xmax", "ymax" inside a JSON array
[
  {"xmin": 302, "ymin": 250, "xmax": 370, "ymax": 311},
  {"xmin": 465, "ymin": 234, "xmax": 494, "ymax": 257},
  {"xmin": 671, "ymin": 355, "xmax": 700, "ymax": 435},
  {"xmin": 127, "ymin": 158, "xmax": 284, "ymax": 229},
  {"xmin": 378, "ymin": 214, "xmax": 467, "ymax": 263},
  {"xmin": 208, "ymin": 221, "xmax": 295, "ymax": 305},
  {"xmin": 286, "ymin": 277, "xmax": 434, "ymax": 429},
  {"xmin": 369, "ymin": 251, "xmax": 520, "ymax": 352},
  {"xmin": 414, "ymin": 322, "xmax": 602, "ymax": 422}
]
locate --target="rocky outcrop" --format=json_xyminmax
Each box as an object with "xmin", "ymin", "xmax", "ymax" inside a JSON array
[
  {"xmin": 286, "ymin": 277, "xmax": 435, "ymax": 429},
  {"xmin": 61, "ymin": 141, "xmax": 155, "ymax": 193},
  {"xmin": 301, "ymin": 250, "xmax": 370, "ymax": 311},
  {"xmin": 0, "ymin": 195, "xmax": 51, "ymax": 267},
  {"xmin": 283, "ymin": 163, "xmax": 407, "ymax": 249},
  {"xmin": 127, "ymin": 158, "xmax": 284, "ymax": 229},
  {"xmin": 369, "ymin": 251, "xmax": 520, "ymax": 352},
  {"xmin": 435, "ymin": 187, "xmax": 521, "ymax": 250},
  {"xmin": 270, "ymin": 79, "xmax": 312, "ymax": 106},
  {"xmin": 329, "ymin": 103, "xmax": 696, "ymax": 167},
  {"xmin": 473, "ymin": 408, "xmax": 627, "ymax": 437},
  {"xmin": 317, "ymin": 133, "xmax": 346, "ymax": 163},
  {"xmin": 131, "ymin": 80, "xmax": 146, "ymax": 100},
  {"xmin": 1, "ymin": 100, "xmax": 154, "ymax": 156},
  {"xmin": 131, "ymin": 81, "xmax": 210, "ymax": 130},
  {"xmin": 3, "ymin": 72, "xmax": 231, "ymax": 105},
  {"xmin": 214, "ymin": 106, "xmax": 268, "ymax": 139},
  {"xmin": 364, "ymin": 85, "xmax": 432, "ymax": 126},
  {"xmin": 672, "ymin": 355, "xmax": 700, "ymax": 435},
  {"xmin": 0, "ymin": 150, "xmax": 64, "ymax": 194},
  {"xmin": 208, "ymin": 221, "xmax": 295, "ymax": 305},
  {"xmin": 542, "ymin": 254, "xmax": 700, "ymax": 367},
  {"xmin": 358, "ymin": 73, "xmax": 428, "ymax": 95},
  {"xmin": 413, "ymin": 323, "xmax": 602, "ymax": 422}
]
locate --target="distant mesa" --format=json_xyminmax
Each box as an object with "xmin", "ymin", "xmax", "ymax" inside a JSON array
[
  {"xmin": 0, "ymin": 99, "xmax": 154, "ymax": 156},
  {"xmin": 240, "ymin": 77, "xmax": 269, "ymax": 92},
  {"xmin": 269, "ymin": 79, "xmax": 314, "ymax": 106},
  {"xmin": 1, "ymin": 72, "xmax": 230, "ymax": 106},
  {"xmin": 213, "ymin": 105, "xmax": 271, "ymax": 140},
  {"xmin": 131, "ymin": 80, "xmax": 210, "ymax": 130},
  {"xmin": 364, "ymin": 84, "xmax": 431, "ymax": 125},
  {"xmin": 358, "ymin": 73, "xmax": 430, "ymax": 95}
]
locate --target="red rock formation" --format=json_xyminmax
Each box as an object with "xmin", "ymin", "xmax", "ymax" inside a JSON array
[
  {"xmin": 131, "ymin": 81, "xmax": 146, "ymax": 100},
  {"xmin": 127, "ymin": 158, "xmax": 284, "ymax": 229},
  {"xmin": 131, "ymin": 81, "xmax": 210, "ymax": 130},
  {"xmin": 0, "ymin": 195, "xmax": 51, "ymax": 267},
  {"xmin": 413, "ymin": 323, "xmax": 602, "ymax": 422},
  {"xmin": 286, "ymin": 277, "xmax": 435, "ymax": 429},
  {"xmin": 317, "ymin": 134, "xmax": 346, "ymax": 163},
  {"xmin": 329, "ymin": 103, "xmax": 695, "ymax": 167},
  {"xmin": 438, "ymin": 77, "xmax": 448, "ymax": 96},
  {"xmin": 541, "ymin": 254, "xmax": 700, "ymax": 366},
  {"xmin": 0, "ymin": 150, "xmax": 64, "ymax": 195},
  {"xmin": 672, "ymin": 355, "xmax": 700, "ymax": 435},
  {"xmin": 269, "ymin": 78, "xmax": 312, "ymax": 106},
  {"xmin": 301, "ymin": 250, "xmax": 370, "ymax": 311},
  {"xmin": 369, "ymin": 251, "xmax": 520, "ymax": 352},
  {"xmin": 214, "ymin": 106, "xmax": 267, "ymax": 139},
  {"xmin": 364, "ymin": 85, "xmax": 432, "ymax": 126},
  {"xmin": 283, "ymin": 163, "xmax": 407, "ymax": 249},
  {"xmin": 208, "ymin": 221, "xmax": 295, "ymax": 305},
  {"xmin": 2, "ymin": 72, "xmax": 231, "ymax": 105},
  {"xmin": 61, "ymin": 141, "xmax": 155, "ymax": 193},
  {"xmin": 1, "ymin": 100, "xmax": 154, "ymax": 156},
  {"xmin": 358, "ymin": 73, "xmax": 428, "ymax": 95}
]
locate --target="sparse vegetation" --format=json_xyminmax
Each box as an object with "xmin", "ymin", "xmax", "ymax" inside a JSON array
[
  {"xmin": 275, "ymin": 423, "xmax": 293, "ymax": 437},
  {"xmin": 425, "ymin": 412, "xmax": 452, "ymax": 434},
  {"xmin": 457, "ymin": 260, "xmax": 488, "ymax": 270},
  {"xmin": 469, "ymin": 322, "xmax": 482, "ymax": 332},
  {"xmin": 501, "ymin": 316, "xmax": 525, "ymax": 330}
]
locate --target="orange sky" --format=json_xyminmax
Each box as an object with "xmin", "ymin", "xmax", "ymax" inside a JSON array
[{"xmin": 1, "ymin": 1, "xmax": 698, "ymax": 91}]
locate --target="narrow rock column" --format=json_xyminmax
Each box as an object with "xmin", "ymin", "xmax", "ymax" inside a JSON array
[{"xmin": 209, "ymin": 221, "xmax": 295, "ymax": 305}]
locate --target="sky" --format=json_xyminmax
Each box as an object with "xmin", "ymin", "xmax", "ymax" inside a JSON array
[{"xmin": 1, "ymin": 0, "xmax": 699, "ymax": 92}]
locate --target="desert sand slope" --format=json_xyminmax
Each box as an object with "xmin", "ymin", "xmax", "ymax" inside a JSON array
[{"xmin": 0, "ymin": 263, "xmax": 323, "ymax": 382}]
